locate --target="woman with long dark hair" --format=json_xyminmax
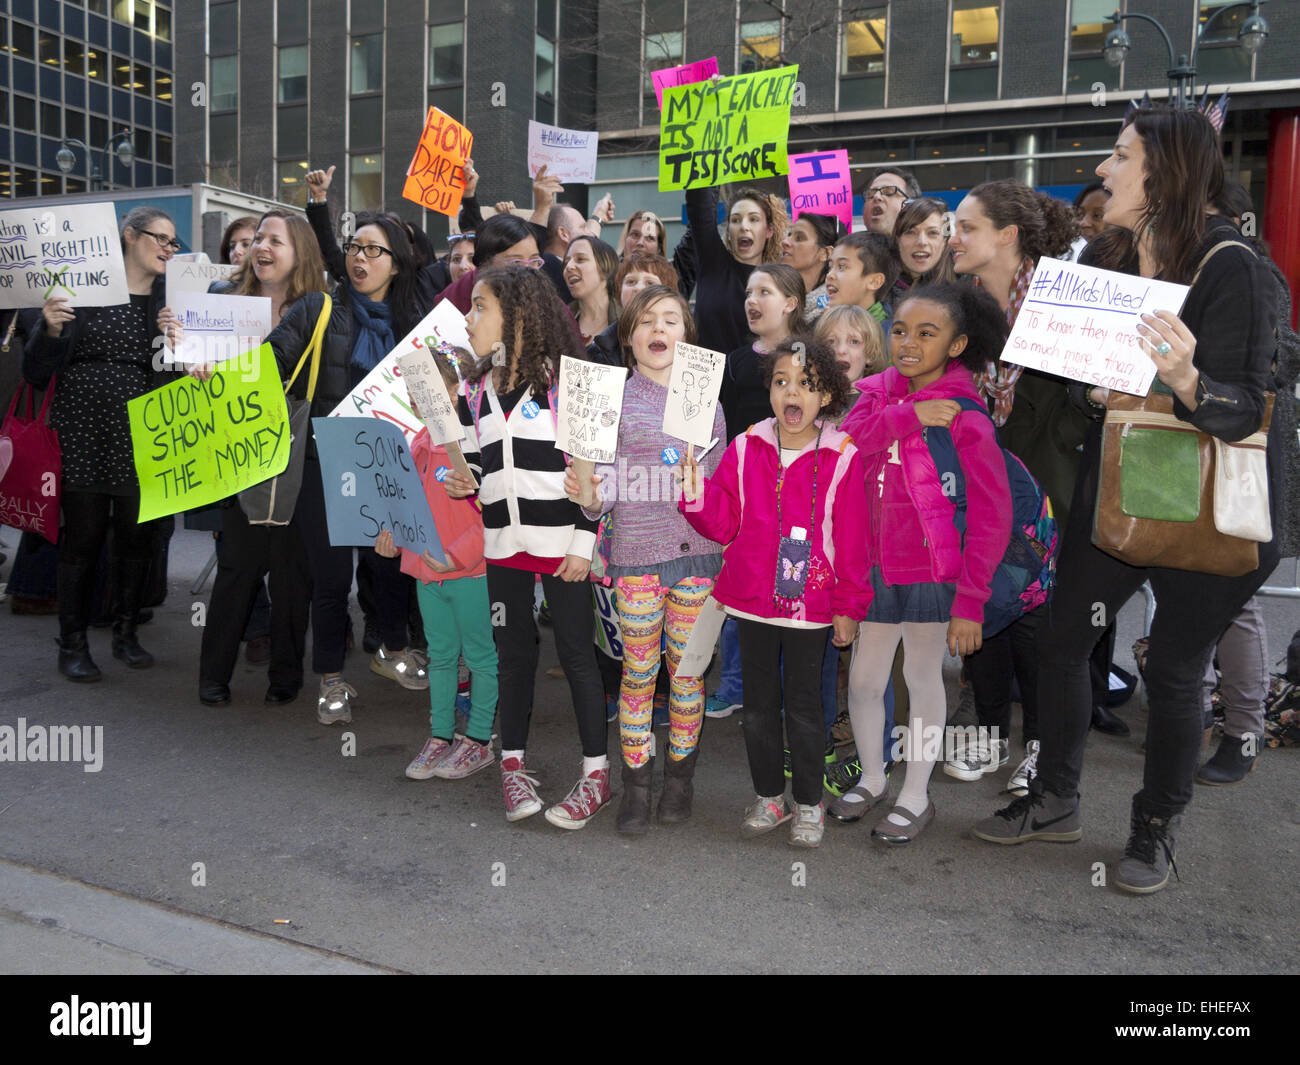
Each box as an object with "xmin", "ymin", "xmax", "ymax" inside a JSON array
[
  {"xmin": 972, "ymin": 107, "xmax": 1282, "ymax": 894},
  {"xmin": 780, "ymin": 212, "xmax": 839, "ymax": 319},
  {"xmin": 25, "ymin": 207, "xmax": 178, "ymax": 680},
  {"xmin": 893, "ymin": 196, "xmax": 956, "ymax": 289}
]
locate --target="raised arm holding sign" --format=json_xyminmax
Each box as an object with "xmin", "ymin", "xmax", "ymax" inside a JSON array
[{"xmin": 402, "ymin": 107, "xmax": 474, "ymax": 217}]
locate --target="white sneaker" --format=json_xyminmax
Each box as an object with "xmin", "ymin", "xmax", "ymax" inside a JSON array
[
  {"xmin": 370, "ymin": 647, "xmax": 429, "ymax": 691},
  {"xmin": 944, "ymin": 737, "xmax": 1009, "ymax": 781},
  {"xmin": 317, "ymin": 678, "xmax": 356, "ymax": 725},
  {"xmin": 1007, "ymin": 740, "xmax": 1040, "ymax": 796}
]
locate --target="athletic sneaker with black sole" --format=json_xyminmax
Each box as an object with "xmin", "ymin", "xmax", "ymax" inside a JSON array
[{"xmin": 970, "ymin": 788, "xmax": 1082, "ymax": 844}]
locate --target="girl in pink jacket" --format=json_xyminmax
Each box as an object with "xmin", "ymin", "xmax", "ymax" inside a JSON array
[
  {"xmin": 681, "ymin": 337, "xmax": 870, "ymax": 848},
  {"xmin": 839, "ymin": 283, "xmax": 1012, "ymax": 843}
]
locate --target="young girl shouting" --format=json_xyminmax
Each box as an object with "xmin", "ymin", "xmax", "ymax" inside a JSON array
[
  {"xmin": 375, "ymin": 346, "xmax": 497, "ymax": 782},
  {"xmin": 565, "ymin": 286, "xmax": 726, "ymax": 834},
  {"xmin": 682, "ymin": 337, "xmax": 870, "ymax": 848},
  {"xmin": 840, "ymin": 283, "xmax": 1012, "ymax": 843}
]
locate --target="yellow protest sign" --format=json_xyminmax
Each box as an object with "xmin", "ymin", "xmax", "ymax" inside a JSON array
[
  {"xmin": 658, "ymin": 65, "xmax": 798, "ymax": 191},
  {"xmin": 128, "ymin": 345, "xmax": 290, "ymax": 521},
  {"xmin": 402, "ymin": 106, "xmax": 474, "ymax": 217}
]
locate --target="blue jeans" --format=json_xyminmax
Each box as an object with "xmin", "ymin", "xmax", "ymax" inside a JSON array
[{"xmin": 714, "ymin": 616, "xmax": 743, "ymax": 703}]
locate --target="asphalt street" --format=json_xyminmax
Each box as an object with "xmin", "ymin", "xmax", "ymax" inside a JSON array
[{"xmin": 1, "ymin": 528, "xmax": 1297, "ymax": 974}]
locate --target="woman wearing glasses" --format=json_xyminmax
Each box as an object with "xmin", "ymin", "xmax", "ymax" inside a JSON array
[
  {"xmin": 24, "ymin": 207, "xmax": 179, "ymax": 681},
  {"xmin": 289, "ymin": 165, "xmax": 435, "ymax": 723}
]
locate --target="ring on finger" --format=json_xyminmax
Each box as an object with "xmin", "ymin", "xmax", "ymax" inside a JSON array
[{"xmin": 1155, "ymin": 341, "xmax": 1172, "ymax": 355}]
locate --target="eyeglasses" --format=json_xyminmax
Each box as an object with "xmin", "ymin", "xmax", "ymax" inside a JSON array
[
  {"xmin": 866, "ymin": 185, "xmax": 907, "ymax": 200},
  {"xmin": 498, "ymin": 255, "xmax": 545, "ymax": 268},
  {"xmin": 452, "ymin": 232, "xmax": 475, "ymax": 244},
  {"xmin": 138, "ymin": 228, "xmax": 181, "ymax": 251},
  {"xmin": 343, "ymin": 242, "xmax": 394, "ymax": 259}
]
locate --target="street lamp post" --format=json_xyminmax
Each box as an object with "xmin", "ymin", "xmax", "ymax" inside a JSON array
[
  {"xmin": 55, "ymin": 131, "xmax": 137, "ymax": 191},
  {"xmin": 1102, "ymin": 2, "xmax": 1270, "ymax": 109}
]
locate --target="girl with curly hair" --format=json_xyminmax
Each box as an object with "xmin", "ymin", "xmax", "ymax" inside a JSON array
[
  {"xmin": 681, "ymin": 336, "xmax": 871, "ymax": 848},
  {"xmin": 446, "ymin": 266, "xmax": 611, "ymax": 829}
]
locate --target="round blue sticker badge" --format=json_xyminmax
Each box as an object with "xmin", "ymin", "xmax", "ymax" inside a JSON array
[
  {"xmin": 434, "ymin": 465, "xmax": 451, "ymax": 482},
  {"xmin": 521, "ymin": 401, "xmax": 540, "ymax": 419},
  {"xmin": 661, "ymin": 446, "xmax": 681, "ymax": 466}
]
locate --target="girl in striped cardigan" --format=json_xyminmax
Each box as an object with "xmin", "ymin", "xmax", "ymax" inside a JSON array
[{"xmin": 446, "ymin": 266, "xmax": 611, "ymax": 829}]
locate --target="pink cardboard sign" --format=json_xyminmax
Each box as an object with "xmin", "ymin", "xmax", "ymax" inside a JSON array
[
  {"xmin": 651, "ymin": 57, "xmax": 719, "ymax": 110},
  {"xmin": 787, "ymin": 150, "xmax": 853, "ymax": 230}
]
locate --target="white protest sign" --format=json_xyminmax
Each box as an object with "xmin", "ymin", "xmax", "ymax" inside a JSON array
[
  {"xmin": 663, "ymin": 341, "xmax": 725, "ymax": 447},
  {"xmin": 674, "ymin": 596, "xmax": 727, "ymax": 679},
  {"xmin": 0, "ymin": 202, "xmax": 128, "ymax": 309},
  {"xmin": 165, "ymin": 256, "xmax": 238, "ymax": 309},
  {"xmin": 527, "ymin": 120, "xmax": 599, "ymax": 184},
  {"xmin": 166, "ymin": 291, "xmax": 272, "ymax": 366},
  {"xmin": 397, "ymin": 348, "xmax": 464, "ymax": 445},
  {"xmin": 556, "ymin": 356, "xmax": 627, "ymax": 463},
  {"xmin": 328, "ymin": 302, "xmax": 474, "ymax": 444},
  {"xmin": 999, "ymin": 257, "xmax": 1190, "ymax": 397}
]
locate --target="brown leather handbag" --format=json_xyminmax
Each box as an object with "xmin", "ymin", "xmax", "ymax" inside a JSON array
[{"xmin": 1092, "ymin": 388, "xmax": 1273, "ymax": 577}]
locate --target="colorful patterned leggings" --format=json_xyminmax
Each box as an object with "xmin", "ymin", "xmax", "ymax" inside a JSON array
[{"xmin": 614, "ymin": 574, "xmax": 714, "ymax": 768}]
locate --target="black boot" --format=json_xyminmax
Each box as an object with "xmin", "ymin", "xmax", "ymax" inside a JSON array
[
  {"xmin": 57, "ymin": 631, "xmax": 102, "ymax": 682},
  {"xmin": 1196, "ymin": 733, "xmax": 1258, "ymax": 785},
  {"xmin": 1091, "ymin": 703, "xmax": 1130, "ymax": 736},
  {"xmin": 111, "ymin": 558, "xmax": 155, "ymax": 669},
  {"xmin": 616, "ymin": 759, "xmax": 653, "ymax": 835},
  {"xmin": 657, "ymin": 748, "xmax": 698, "ymax": 824}
]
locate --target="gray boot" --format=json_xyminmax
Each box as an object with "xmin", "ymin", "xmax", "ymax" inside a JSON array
[
  {"xmin": 616, "ymin": 759, "xmax": 653, "ymax": 835},
  {"xmin": 657, "ymin": 748, "xmax": 698, "ymax": 824}
]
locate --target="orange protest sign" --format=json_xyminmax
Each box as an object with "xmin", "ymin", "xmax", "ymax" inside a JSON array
[{"xmin": 402, "ymin": 106, "xmax": 473, "ymax": 217}]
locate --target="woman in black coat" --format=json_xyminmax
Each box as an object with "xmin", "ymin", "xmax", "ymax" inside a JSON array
[{"xmin": 24, "ymin": 206, "xmax": 178, "ymax": 680}]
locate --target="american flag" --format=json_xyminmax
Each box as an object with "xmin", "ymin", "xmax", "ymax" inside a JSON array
[{"xmin": 1204, "ymin": 90, "xmax": 1230, "ymax": 133}]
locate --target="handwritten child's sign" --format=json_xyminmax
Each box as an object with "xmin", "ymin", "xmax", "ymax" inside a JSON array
[
  {"xmin": 651, "ymin": 57, "xmax": 719, "ymax": 111},
  {"xmin": 397, "ymin": 348, "xmax": 464, "ymax": 446},
  {"xmin": 311, "ymin": 416, "xmax": 443, "ymax": 559},
  {"xmin": 788, "ymin": 150, "xmax": 852, "ymax": 230},
  {"xmin": 128, "ymin": 345, "xmax": 290, "ymax": 521},
  {"xmin": 0, "ymin": 202, "xmax": 128, "ymax": 309},
  {"xmin": 556, "ymin": 356, "xmax": 627, "ymax": 463},
  {"xmin": 330, "ymin": 302, "xmax": 473, "ymax": 443},
  {"xmin": 165, "ymin": 291, "xmax": 272, "ymax": 366},
  {"xmin": 999, "ymin": 257, "xmax": 1191, "ymax": 396},
  {"xmin": 165, "ymin": 256, "xmax": 238, "ymax": 309},
  {"xmin": 402, "ymin": 106, "xmax": 474, "ymax": 217},
  {"xmin": 527, "ymin": 121, "xmax": 599, "ymax": 184},
  {"xmin": 659, "ymin": 65, "xmax": 798, "ymax": 191},
  {"xmin": 663, "ymin": 341, "xmax": 725, "ymax": 447}
]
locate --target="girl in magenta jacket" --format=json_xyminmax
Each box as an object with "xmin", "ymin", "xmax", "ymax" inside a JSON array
[
  {"xmin": 681, "ymin": 337, "xmax": 870, "ymax": 848},
  {"xmin": 839, "ymin": 283, "xmax": 1012, "ymax": 843}
]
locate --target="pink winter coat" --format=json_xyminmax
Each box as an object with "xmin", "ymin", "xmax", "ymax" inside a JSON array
[
  {"xmin": 680, "ymin": 418, "xmax": 872, "ymax": 624},
  {"xmin": 841, "ymin": 361, "xmax": 1011, "ymax": 624}
]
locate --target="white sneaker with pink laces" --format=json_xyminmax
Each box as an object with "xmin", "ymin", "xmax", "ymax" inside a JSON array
[
  {"xmin": 501, "ymin": 756, "xmax": 543, "ymax": 821},
  {"xmin": 543, "ymin": 767, "xmax": 612, "ymax": 830}
]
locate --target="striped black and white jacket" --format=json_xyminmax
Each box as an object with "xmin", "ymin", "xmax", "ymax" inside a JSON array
[{"xmin": 459, "ymin": 378, "xmax": 598, "ymax": 563}]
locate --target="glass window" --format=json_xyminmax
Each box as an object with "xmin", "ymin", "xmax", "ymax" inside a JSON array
[
  {"xmin": 643, "ymin": 29, "xmax": 683, "ymax": 92},
  {"xmin": 12, "ymin": 22, "xmax": 35, "ymax": 60},
  {"xmin": 839, "ymin": 76, "xmax": 884, "ymax": 111},
  {"xmin": 133, "ymin": 0, "xmax": 151, "ymax": 32},
  {"xmin": 1199, "ymin": 0, "xmax": 1250, "ymax": 42},
  {"xmin": 210, "ymin": 2, "xmax": 238, "ymax": 55},
  {"xmin": 133, "ymin": 128, "xmax": 151, "ymax": 159},
  {"xmin": 350, "ymin": 94, "xmax": 383, "ymax": 149},
  {"xmin": 428, "ymin": 84, "xmax": 462, "ymax": 123},
  {"xmin": 535, "ymin": 33, "xmax": 555, "ymax": 101},
  {"xmin": 1069, "ymin": 0, "xmax": 1115, "ymax": 54},
  {"xmin": 278, "ymin": 44, "xmax": 308, "ymax": 104},
  {"xmin": 211, "ymin": 54, "xmax": 237, "ymax": 110},
  {"xmin": 154, "ymin": 69, "xmax": 172, "ymax": 100},
  {"xmin": 740, "ymin": 19, "xmax": 780, "ymax": 74},
  {"xmin": 133, "ymin": 61, "xmax": 150, "ymax": 96},
  {"xmin": 351, "ymin": 33, "xmax": 383, "ymax": 94},
  {"xmin": 156, "ymin": 132, "xmax": 171, "ymax": 166},
  {"xmin": 428, "ymin": 0, "xmax": 462, "ymax": 19},
  {"xmin": 64, "ymin": 38, "xmax": 85, "ymax": 74},
  {"xmin": 86, "ymin": 45, "xmax": 107, "ymax": 81},
  {"xmin": 66, "ymin": 109, "xmax": 85, "ymax": 142},
  {"xmin": 349, "ymin": 153, "xmax": 382, "ymax": 211},
  {"xmin": 429, "ymin": 22, "xmax": 463, "ymax": 85},
  {"xmin": 277, "ymin": 159, "xmax": 309, "ymax": 207},
  {"xmin": 40, "ymin": 101, "xmax": 60, "ymax": 137},
  {"xmin": 39, "ymin": 31, "xmax": 59, "ymax": 65},
  {"xmin": 112, "ymin": 53, "xmax": 131, "ymax": 89},
  {"xmin": 155, "ymin": 6, "xmax": 169, "ymax": 41},
  {"xmin": 278, "ymin": 104, "xmax": 307, "ymax": 157},
  {"xmin": 842, "ymin": 9, "xmax": 886, "ymax": 75},
  {"xmin": 90, "ymin": 115, "xmax": 108, "ymax": 147},
  {"xmin": 210, "ymin": 112, "xmax": 237, "ymax": 165},
  {"xmin": 351, "ymin": 0, "xmax": 385, "ymax": 32},
  {"xmin": 14, "ymin": 167, "xmax": 37, "ymax": 199},
  {"xmin": 538, "ymin": 0, "xmax": 558, "ymax": 35},
  {"xmin": 278, "ymin": 0, "xmax": 308, "ymax": 42},
  {"xmin": 951, "ymin": 1, "xmax": 999, "ymax": 65}
]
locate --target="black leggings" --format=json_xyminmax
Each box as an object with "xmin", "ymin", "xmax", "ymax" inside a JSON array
[
  {"xmin": 487, "ymin": 564, "xmax": 607, "ymax": 758},
  {"xmin": 59, "ymin": 488, "xmax": 156, "ymax": 635}
]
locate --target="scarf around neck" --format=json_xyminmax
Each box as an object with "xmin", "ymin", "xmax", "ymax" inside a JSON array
[
  {"xmin": 349, "ymin": 290, "xmax": 395, "ymax": 374},
  {"xmin": 973, "ymin": 255, "xmax": 1034, "ymax": 426}
]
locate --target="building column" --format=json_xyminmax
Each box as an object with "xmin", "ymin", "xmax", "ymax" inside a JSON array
[
  {"xmin": 1015, "ymin": 132, "xmax": 1038, "ymax": 187},
  {"xmin": 1265, "ymin": 110, "xmax": 1300, "ymax": 329}
]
